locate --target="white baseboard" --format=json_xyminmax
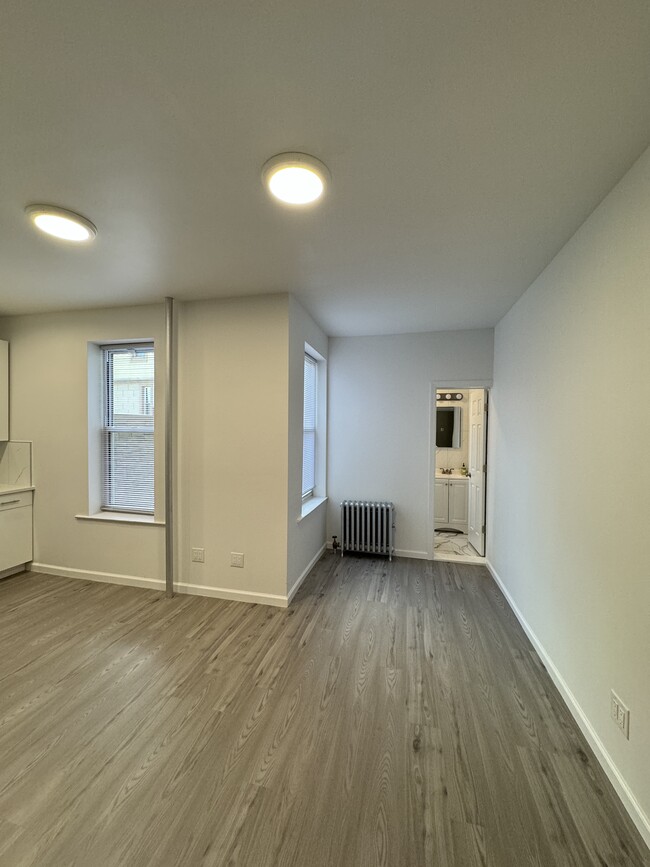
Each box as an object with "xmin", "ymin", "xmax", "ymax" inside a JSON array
[
  {"xmin": 31, "ymin": 562, "xmax": 165, "ymax": 592},
  {"xmin": 174, "ymin": 581, "xmax": 289, "ymax": 608},
  {"xmin": 325, "ymin": 542, "xmax": 428, "ymax": 561},
  {"xmin": 486, "ymin": 559, "xmax": 650, "ymax": 849},
  {"xmin": 394, "ymin": 548, "xmax": 428, "ymax": 560},
  {"xmin": 32, "ymin": 562, "xmax": 291, "ymax": 608},
  {"xmin": 435, "ymin": 553, "xmax": 486, "ymax": 565},
  {"xmin": 287, "ymin": 544, "xmax": 326, "ymax": 603}
]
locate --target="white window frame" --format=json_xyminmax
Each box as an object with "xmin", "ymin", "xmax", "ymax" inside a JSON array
[
  {"xmin": 300, "ymin": 342, "xmax": 327, "ymax": 521},
  {"xmin": 101, "ymin": 342, "xmax": 155, "ymax": 515},
  {"xmin": 302, "ymin": 352, "xmax": 318, "ymax": 501}
]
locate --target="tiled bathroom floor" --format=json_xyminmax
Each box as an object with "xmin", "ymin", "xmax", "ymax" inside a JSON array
[{"xmin": 434, "ymin": 531, "xmax": 485, "ymax": 563}]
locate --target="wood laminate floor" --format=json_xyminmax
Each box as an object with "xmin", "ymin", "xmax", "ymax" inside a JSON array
[{"xmin": 0, "ymin": 558, "xmax": 647, "ymax": 867}]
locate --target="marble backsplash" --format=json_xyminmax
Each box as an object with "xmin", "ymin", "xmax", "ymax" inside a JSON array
[
  {"xmin": 436, "ymin": 446, "xmax": 469, "ymax": 473},
  {"xmin": 0, "ymin": 441, "xmax": 32, "ymax": 488}
]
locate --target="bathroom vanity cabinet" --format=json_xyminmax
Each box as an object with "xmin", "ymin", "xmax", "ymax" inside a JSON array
[{"xmin": 434, "ymin": 477, "xmax": 468, "ymax": 532}]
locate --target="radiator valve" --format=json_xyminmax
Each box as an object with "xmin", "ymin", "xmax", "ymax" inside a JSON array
[{"xmin": 331, "ymin": 535, "xmax": 340, "ymax": 552}]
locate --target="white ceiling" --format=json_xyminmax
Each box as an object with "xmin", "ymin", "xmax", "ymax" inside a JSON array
[{"xmin": 1, "ymin": 0, "xmax": 649, "ymax": 336}]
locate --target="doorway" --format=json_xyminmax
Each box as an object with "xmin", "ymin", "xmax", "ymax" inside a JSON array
[{"xmin": 429, "ymin": 386, "xmax": 489, "ymax": 564}]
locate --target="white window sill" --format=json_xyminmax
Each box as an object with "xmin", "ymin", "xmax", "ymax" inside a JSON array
[
  {"xmin": 75, "ymin": 512, "xmax": 165, "ymax": 526},
  {"xmin": 298, "ymin": 496, "xmax": 328, "ymax": 522}
]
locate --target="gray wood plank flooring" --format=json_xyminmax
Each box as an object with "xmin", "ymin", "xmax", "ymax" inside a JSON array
[{"xmin": 0, "ymin": 557, "xmax": 647, "ymax": 866}]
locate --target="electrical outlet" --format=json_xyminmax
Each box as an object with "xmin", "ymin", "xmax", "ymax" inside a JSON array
[
  {"xmin": 230, "ymin": 552, "xmax": 244, "ymax": 568},
  {"xmin": 610, "ymin": 690, "xmax": 630, "ymax": 739},
  {"xmin": 191, "ymin": 547, "xmax": 205, "ymax": 563}
]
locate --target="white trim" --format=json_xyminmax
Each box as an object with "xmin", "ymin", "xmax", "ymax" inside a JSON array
[
  {"xmin": 428, "ymin": 382, "xmax": 492, "ymax": 560},
  {"xmin": 394, "ymin": 548, "xmax": 429, "ymax": 560},
  {"xmin": 175, "ymin": 581, "xmax": 289, "ymax": 608},
  {"xmin": 31, "ymin": 562, "xmax": 165, "ymax": 591},
  {"xmin": 325, "ymin": 546, "xmax": 428, "ymax": 561},
  {"xmin": 486, "ymin": 559, "xmax": 650, "ymax": 849},
  {"xmin": 31, "ymin": 562, "xmax": 293, "ymax": 607},
  {"xmin": 75, "ymin": 512, "xmax": 165, "ymax": 526},
  {"xmin": 303, "ymin": 341, "xmax": 327, "ymax": 506},
  {"xmin": 298, "ymin": 495, "xmax": 327, "ymax": 521},
  {"xmin": 287, "ymin": 543, "xmax": 326, "ymax": 602},
  {"xmin": 435, "ymin": 553, "xmax": 486, "ymax": 565},
  {"xmin": 434, "ymin": 379, "xmax": 493, "ymax": 387}
]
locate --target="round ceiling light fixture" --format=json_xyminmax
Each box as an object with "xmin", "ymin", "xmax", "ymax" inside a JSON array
[
  {"xmin": 262, "ymin": 153, "xmax": 329, "ymax": 206},
  {"xmin": 25, "ymin": 204, "xmax": 97, "ymax": 242}
]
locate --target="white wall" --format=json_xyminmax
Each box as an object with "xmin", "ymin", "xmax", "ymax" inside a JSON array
[
  {"xmin": 487, "ymin": 147, "xmax": 650, "ymax": 843},
  {"xmin": 1, "ymin": 293, "xmax": 329, "ymax": 606},
  {"xmin": 286, "ymin": 296, "xmax": 328, "ymax": 597},
  {"xmin": 327, "ymin": 329, "xmax": 494, "ymax": 557},
  {"xmin": 0, "ymin": 305, "xmax": 166, "ymax": 586},
  {"xmin": 176, "ymin": 295, "xmax": 291, "ymax": 603}
]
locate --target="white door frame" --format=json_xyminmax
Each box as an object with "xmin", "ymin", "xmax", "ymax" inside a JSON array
[
  {"xmin": 468, "ymin": 388, "xmax": 488, "ymax": 556},
  {"xmin": 427, "ymin": 380, "xmax": 492, "ymax": 560}
]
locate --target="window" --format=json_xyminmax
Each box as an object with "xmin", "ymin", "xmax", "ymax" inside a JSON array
[
  {"xmin": 101, "ymin": 343, "xmax": 155, "ymax": 514},
  {"xmin": 302, "ymin": 353, "xmax": 317, "ymax": 499}
]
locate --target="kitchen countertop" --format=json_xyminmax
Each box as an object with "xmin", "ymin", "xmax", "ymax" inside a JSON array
[{"xmin": 0, "ymin": 484, "xmax": 35, "ymax": 495}]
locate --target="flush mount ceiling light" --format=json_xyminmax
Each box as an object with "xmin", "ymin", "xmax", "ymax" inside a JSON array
[
  {"xmin": 25, "ymin": 204, "xmax": 97, "ymax": 242},
  {"xmin": 262, "ymin": 153, "xmax": 330, "ymax": 206}
]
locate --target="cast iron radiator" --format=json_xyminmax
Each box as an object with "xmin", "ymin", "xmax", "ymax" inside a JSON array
[{"xmin": 340, "ymin": 501, "xmax": 395, "ymax": 561}]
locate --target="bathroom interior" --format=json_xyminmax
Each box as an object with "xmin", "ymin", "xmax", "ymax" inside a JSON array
[{"xmin": 434, "ymin": 388, "xmax": 486, "ymax": 563}]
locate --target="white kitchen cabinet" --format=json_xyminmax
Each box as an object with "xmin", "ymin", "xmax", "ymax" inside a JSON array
[
  {"xmin": 0, "ymin": 490, "xmax": 33, "ymax": 572},
  {"xmin": 434, "ymin": 477, "xmax": 468, "ymax": 532},
  {"xmin": 0, "ymin": 340, "xmax": 8, "ymax": 442}
]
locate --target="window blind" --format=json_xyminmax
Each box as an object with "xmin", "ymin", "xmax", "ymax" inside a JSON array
[
  {"xmin": 101, "ymin": 344, "xmax": 155, "ymax": 514},
  {"xmin": 302, "ymin": 354, "xmax": 317, "ymax": 497}
]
